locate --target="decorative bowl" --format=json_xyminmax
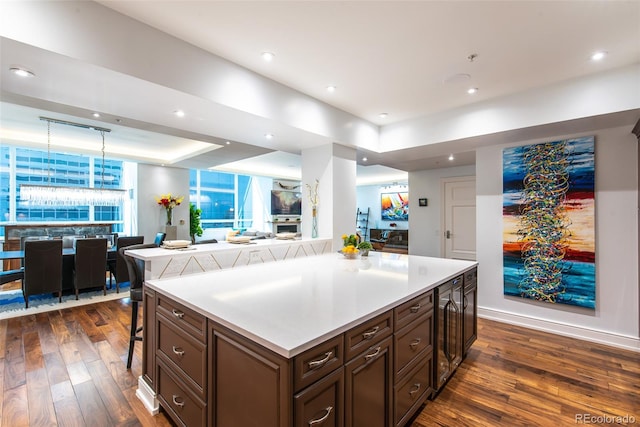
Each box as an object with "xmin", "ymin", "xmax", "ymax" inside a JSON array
[{"xmin": 341, "ymin": 250, "xmax": 359, "ymax": 259}]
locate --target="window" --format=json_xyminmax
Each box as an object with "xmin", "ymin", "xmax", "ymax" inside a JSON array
[
  {"xmin": 189, "ymin": 170, "xmax": 256, "ymax": 230},
  {"xmin": 0, "ymin": 146, "xmax": 125, "ymax": 237}
]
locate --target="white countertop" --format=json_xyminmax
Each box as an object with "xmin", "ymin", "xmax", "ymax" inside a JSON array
[{"xmin": 145, "ymin": 252, "xmax": 477, "ymax": 358}]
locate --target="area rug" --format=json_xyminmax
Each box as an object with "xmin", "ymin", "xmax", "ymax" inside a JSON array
[{"xmin": 0, "ymin": 282, "xmax": 130, "ymax": 320}]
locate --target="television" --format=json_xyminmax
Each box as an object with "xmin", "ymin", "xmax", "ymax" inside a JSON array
[{"xmin": 271, "ymin": 190, "xmax": 302, "ymax": 215}]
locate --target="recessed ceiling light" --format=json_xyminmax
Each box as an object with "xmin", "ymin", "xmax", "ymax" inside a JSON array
[
  {"xmin": 362, "ymin": 157, "xmax": 368, "ymax": 162},
  {"xmin": 590, "ymin": 51, "xmax": 607, "ymax": 61},
  {"xmin": 261, "ymin": 51, "xmax": 275, "ymax": 62},
  {"xmin": 9, "ymin": 67, "xmax": 35, "ymax": 77},
  {"xmin": 225, "ymin": 141, "xmax": 231, "ymax": 145},
  {"xmin": 265, "ymin": 133, "xmax": 274, "ymax": 140},
  {"xmin": 174, "ymin": 110, "xmax": 185, "ymax": 117},
  {"xmin": 467, "ymin": 88, "xmax": 478, "ymax": 94},
  {"xmin": 379, "ymin": 113, "xmax": 389, "ymax": 119},
  {"xmin": 326, "ymin": 85, "xmax": 337, "ymax": 93},
  {"xmin": 448, "ymin": 154, "xmax": 455, "ymax": 161},
  {"xmin": 92, "ymin": 112, "xmax": 100, "ymax": 118}
]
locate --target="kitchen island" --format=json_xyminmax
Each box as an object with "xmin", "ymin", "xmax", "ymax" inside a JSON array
[{"xmin": 138, "ymin": 252, "xmax": 477, "ymax": 426}]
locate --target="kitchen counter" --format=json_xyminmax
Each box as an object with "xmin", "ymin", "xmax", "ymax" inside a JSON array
[
  {"xmin": 145, "ymin": 252, "xmax": 477, "ymax": 358},
  {"xmin": 126, "ymin": 237, "xmax": 332, "ymax": 279}
]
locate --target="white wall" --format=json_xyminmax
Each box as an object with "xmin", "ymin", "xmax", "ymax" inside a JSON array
[
  {"xmin": 476, "ymin": 125, "xmax": 639, "ymax": 350},
  {"xmin": 408, "ymin": 165, "xmax": 476, "ymax": 257},
  {"xmin": 137, "ymin": 164, "xmax": 190, "ymax": 242}
]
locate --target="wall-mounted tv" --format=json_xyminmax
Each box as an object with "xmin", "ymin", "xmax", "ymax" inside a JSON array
[{"xmin": 271, "ymin": 190, "xmax": 302, "ymax": 215}]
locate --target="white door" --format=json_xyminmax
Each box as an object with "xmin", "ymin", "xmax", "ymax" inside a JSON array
[{"xmin": 442, "ymin": 177, "xmax": 476, "ymax": 260}]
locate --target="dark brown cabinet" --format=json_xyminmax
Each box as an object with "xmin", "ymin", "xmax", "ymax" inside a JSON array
[
  {"xmin": 345, "ymin": 335, "xmax": 393, "ymax": 427},
  {"xmin": 434, "ymin": 275, "xmax": 463, "ymax": 391},
  {"xmin": 294, "ymin": 367, "xmax": 344, "ymax": 427},
  {"xmin": 463, "ymin": 268, "xmax": 478, "ymax": 355}
]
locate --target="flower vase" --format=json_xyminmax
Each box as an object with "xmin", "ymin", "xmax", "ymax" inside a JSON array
[
  {"xmin": 311, "ymin": 206, "xmax": 318, "ymax": 238},
  {"xmin": 166, "ymin": 207, "xmax": 173, "ymax": 226}
]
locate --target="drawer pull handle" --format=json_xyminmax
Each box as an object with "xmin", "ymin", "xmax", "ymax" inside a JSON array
[
  {"xmin": 409, "ymin": 338, "xmax": 421, "ymax": 349},
  {"xmin": 364, "ymin": 346, "xmax": 381, "ymax": 361},
  {"xmin": 362, "ymin": 326, "xmax": 379, "ymax": 340},
  {"xmin": 172, "ymin": 309, "xmax": 184, "ymax": 319},
  {"xmin": 172, "ymin": 394, "xmax": 185, "ymax": 408},
  {"xmin": 408, "ymin": 383, "xmax": 421, "ymax": 397},
  {"xmin": 172, "ymin": 346, "xmax": 185, "ymax": 356},
  {"xmin": 410, "ymin": 303, "xmax": 421, "ymax": 313},
  {"xmin": 308, "ymin": 406, "xmax": 333, "ymax": 426},
  {"xmin": 308, "ymin": 351, "xmax": 332, "ymax": 370}
]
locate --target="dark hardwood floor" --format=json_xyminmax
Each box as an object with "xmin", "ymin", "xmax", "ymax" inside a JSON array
[{"xmin": 0, "ymin": 297, "xmax": 638, "ymax": 426}]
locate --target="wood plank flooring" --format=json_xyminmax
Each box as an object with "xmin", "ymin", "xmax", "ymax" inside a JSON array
[{"xmin": 0, "ymin": 297, "xmax": 637, "ymax": 426}]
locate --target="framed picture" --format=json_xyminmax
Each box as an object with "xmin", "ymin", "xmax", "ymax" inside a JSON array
[
  {"xmin": 381, "ymin": 192, "xmax": 408, "ymax": 221},
  {"xmin": 503, "ymin": 136, "xmax": 595, "ymax": 309}
]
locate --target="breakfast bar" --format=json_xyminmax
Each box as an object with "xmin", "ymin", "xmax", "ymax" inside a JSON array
[
  {"xmin": 126, "ymin": 237, "xmax": 332, "ymax": 279},
  {"xmin": 138, "ymin": 252, "xmax": 478, "ymax": 426}
]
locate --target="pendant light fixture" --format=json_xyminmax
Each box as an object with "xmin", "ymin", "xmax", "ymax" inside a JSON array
[{"xmin": 19, "ymin": 117, "xmax": 126, "ymax": 206}]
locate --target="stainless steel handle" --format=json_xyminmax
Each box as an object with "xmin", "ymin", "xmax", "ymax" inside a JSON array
[
  {"xmin": 362, "ymin": 326, "xmax": 380, "ymax": 340},
  {"xmin": 308, "ymin": 351, "xmax": 332, "ymax": 369},
  {"xmin": 308, "ymin": 406, "xmax": 333, "ymax": 426},
  {"xmin": 172, "ymin": 394, "xmax": 185, "ymax": 408},
  {"xmin": 364, "ymin": 346, "xmax": 381, "ymax": 361},
  {"xmin": 463, "ymin": 295, "xmax": 468, "ymax": 309},
  {"xmin": 410, "ymin": 303, "xmax": 421, "ymax": 313},
  {"xmin": 172, "ymin": 346, "xmax": 185, "ymax": 356},
  {"xmin": 409, "ymin": 338, "xmax": 421, "ymax": 349},
  {"xmin": 172, "ymin": 309, "xmax": 184, "ymax": 319},
  {"xmin": 408, "ymin": 383, "xmax": 421, "ymax": 397}
]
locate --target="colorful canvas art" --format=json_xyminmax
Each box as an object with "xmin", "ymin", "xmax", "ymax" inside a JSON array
[
  {"xmin": 381, "ymin": 192, "xmax": 409, "ymax": 221},
  {"xmin": 503, "ymin": 136, "xmax": 595, "ymax": 309}
]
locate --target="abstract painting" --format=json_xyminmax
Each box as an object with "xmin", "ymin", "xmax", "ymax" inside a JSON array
[
  {"xmin": 381, "ymin": 192, "xmax": 409, "ymax": 221},
  {"xmin": 503, "ymin": 136, "xmax": 595, "ymax": 309}
]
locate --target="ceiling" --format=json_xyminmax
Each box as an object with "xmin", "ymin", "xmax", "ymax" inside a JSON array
[{"xmin": 1, "ymin": 1, "xmax": 639, "ymax": 184}]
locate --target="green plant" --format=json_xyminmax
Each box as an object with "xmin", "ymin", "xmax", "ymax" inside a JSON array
[
  {"xmin": 189, "ymin": 203, "xmax": 203, "ymax": 241},
  {"xmin": 342, "ymin": 234, "xmax": 359, "ymax": 248},
  {"xmin": 357, "ymin": 241, "xmax": 373, "ymax": 250}
]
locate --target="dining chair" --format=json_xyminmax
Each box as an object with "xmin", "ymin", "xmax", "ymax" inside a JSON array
[
  {"xmin": 121, "ymin": 243, "xmax": 156, "ymax": 369},
  {"xmin": 22, "ymin": 239, "xmax": 63, "ymax": 308},
  {"xmin": 62, "ymin": 235, "xmax": 85, "ymax": 249},
  {"xmin": 154, "ymin": 232, "xmax": 166, "ymax": 246},
  {"xmin": 0, "ymin": 269, "xmax": 24, "ymax": 287},
  {"xmin": 111, "ymin": 236, "xmax": 144, "ymax": 292},
  {"xmin": 73, "ymin": 238, "xmax": 108, "ymax": 299}
]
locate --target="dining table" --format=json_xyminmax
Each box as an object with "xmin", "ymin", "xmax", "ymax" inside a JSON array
[{"xmin": 0, "ymin": 247, "xmax": 117, "ymax": 291}]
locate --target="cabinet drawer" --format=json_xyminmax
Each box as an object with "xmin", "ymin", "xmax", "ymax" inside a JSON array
[
  {"xmin": 294, "ymin": 334, "xmax": 344, "ymax": 392},
  {"xmin": 157, "ymin": 357, "xmax": 206, "ymax": 427},
  {"xmin": 394, "ymin": 291, "xmax": 434, "ymax": 330},
  {"xmin": 464, "ymin": 268, "xmax": 477, "ymax": 288},
  {"xmin": 156, "ymin": 294, "xmax": 206, "ymax": 342},
  {"xmin": 294, "ymin": 367, "xmax": 344, "ymax": 427},
  {"xmin": 345, "ymin": 311, "xmax": 393, "ymax": 361},
  {"xmin": 157, "ymin": 313, "xmax": 207, "ymax": 397},
  {"xmin": 394, "ymin": 313, "xmax": 432, "ymax": 378},
  {"xmin": 394, "ymin": 354, "xmax": 432, "ymax": 427}
]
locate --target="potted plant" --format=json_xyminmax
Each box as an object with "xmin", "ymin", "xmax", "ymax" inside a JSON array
[
  {"xmin": 189, "ymin": 203, "xmax": 203, "ymax": 244},
  {"xmin": 357, "ymin": 241, "xmax": 373, "ymax": 257}
]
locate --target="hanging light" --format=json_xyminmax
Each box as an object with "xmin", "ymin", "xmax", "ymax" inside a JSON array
[{"xmin": 20, "ymin": 117, "xmax": 126, "ymax": 206}]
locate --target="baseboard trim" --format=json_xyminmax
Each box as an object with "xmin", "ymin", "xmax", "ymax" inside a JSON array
[
  {"xmin": 478, "ymin": 307, "xmax": 640, "ymax": 352},
  {"xmin": 136, "ymin": 376, "xmax": 159, "ymax": 415}
]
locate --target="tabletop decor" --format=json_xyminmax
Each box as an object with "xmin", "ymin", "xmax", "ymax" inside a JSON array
[
  {"xmin": 156, "ymin": 193, "xmax": 183, "ymax": 226},
  {"xmin": 306, "ymin": 179, "xmax": 319, "ymax": 238},
  {"xmin": 341, "ymin": 234, "xmax": 360, "ymax": 259},
  {"xmin": 357, "ymin": 241, "xmax": 373, "ymax": 257}
]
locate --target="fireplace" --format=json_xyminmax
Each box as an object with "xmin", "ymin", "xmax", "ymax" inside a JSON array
[{"xmin": 273, "ymin": 222, "xmax": 299, "ymax": 234}]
